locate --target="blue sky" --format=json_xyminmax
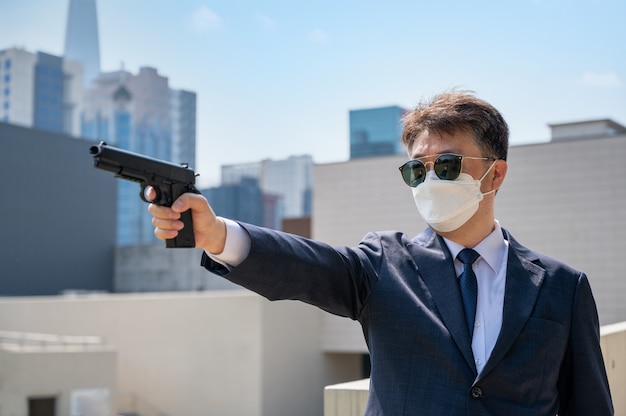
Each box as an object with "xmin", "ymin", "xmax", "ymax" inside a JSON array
[{"xmin": 1, "ymin": 0, "xmax": 625, "ymax": 186}]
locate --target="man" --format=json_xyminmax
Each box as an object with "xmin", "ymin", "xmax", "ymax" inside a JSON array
[{"xmin": 148, "ymin": 91, "xmax": 613, "ymax": 415}]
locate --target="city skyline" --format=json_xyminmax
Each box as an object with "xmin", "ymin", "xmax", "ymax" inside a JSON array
[{"xmin": 1, "ymin": 0, "xmax": 625, "ymax": 187}]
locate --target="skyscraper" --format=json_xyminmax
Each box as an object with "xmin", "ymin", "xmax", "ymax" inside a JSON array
[
  {"xmin": 64, "ymin": 0, "xmax": 101, "ymax": 88},
  {"xmin": 82, "ymin": 67, "xmax": 197, "ymax": 245},
  {"xmin": 0, "ymin": 47, "xmax": 83, "ymax": 135},
  {"xmin": 171, "ymin": 89, "xmax": 197, "ymax": 169},
  {"xmin": 349, "ymin": 105, "xmax": 408, "ymax": 159}
]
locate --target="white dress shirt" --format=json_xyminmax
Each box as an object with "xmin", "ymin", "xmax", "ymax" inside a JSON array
[
  {"xmin": 442, "ymin": 220, "xmax": 509, "ymax": 375},
  {"xmin": 210, "ymin": 218, "xmax": 509, "ymax": 374},
  {"xmin": 209, "ymin": 218, "xmax": 251, "ymax": 268}
]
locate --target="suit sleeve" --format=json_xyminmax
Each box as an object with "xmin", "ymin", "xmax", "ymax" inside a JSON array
[
  {"xmin": 202, "ymin": 222, "xmax": 383, "ymax": 320},
  {"xmin": 557, "ymin": 273, "xmax": 614, "ymax": 415}
]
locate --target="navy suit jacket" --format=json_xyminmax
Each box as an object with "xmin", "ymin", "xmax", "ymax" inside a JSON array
[{"xmin": 202, "ymin": 223, "xmax": 613, "ymax": 416}]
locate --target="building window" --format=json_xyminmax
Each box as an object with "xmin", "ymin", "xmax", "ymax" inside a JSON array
[
  {"xmin": 4, "ymin": 74, "xmax": 9, "ymax": 83},
  {"xmin": 3, "ymin": 87, "xmax": 8, "ymax": 96},
  {"xmin": 28, "ymin": 396, "xmax": 56, "ymax": 416},
  {"xmin": 4, "ymin": 59, "xmax": 10, "ymax": 70},
  {"xmin": 3, "ymin": 101, "xmax": 8, "ymax": 109}
]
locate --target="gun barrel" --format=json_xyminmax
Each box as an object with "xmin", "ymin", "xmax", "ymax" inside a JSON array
[{"xmin": 90, "ymin": 142, "xmax": 195, "ymax": 184}]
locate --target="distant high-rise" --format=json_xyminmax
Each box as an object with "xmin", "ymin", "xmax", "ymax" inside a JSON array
[
  {"xmin": 82, "ymin": 67, "xmax": 197, "ymax": 245},
  {"xmin": 221, "ymin": 155, "xmax": 313, "ymax": 220},
  {"xmin": 171, "ymin": 89, "xmax": 197, "ymax": 168},
  {"xmin": 64, "ymin": 0, "xmax": 101, "ymax": 87},
  {"xmin": 0, "ymin": 47, "xmax": 83, "ymax": 135},
  {"xmin": 349, "ymin": 105, "xmax": 408, "ymax": 159},
  {"xmin": 204, "ymin": 178, "xmax": 266, "ymax": 227}
]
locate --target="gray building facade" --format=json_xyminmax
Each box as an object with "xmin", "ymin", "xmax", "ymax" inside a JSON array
[{"xmin": 0, "ymin": 122, "xmax": 116, "ymax": 295}]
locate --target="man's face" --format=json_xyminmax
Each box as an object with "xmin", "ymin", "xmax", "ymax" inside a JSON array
[{"xmin": 409, "ymin": 130, "xmax": 495, "ymax": 194}]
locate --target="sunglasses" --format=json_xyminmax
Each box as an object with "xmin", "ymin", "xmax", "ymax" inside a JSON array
[{"xmin": 399, "ymin": 153, "xmax": 496, "ymax": 187}]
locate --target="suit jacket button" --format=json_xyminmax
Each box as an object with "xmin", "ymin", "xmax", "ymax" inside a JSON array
[{"xmin": 470, "ymin": 387, "xmax": 484, "ymax": 399}]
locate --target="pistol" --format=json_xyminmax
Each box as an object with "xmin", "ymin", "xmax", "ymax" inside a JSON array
[{"xmin": 89, "ymin": 141, "xmax": 200, "ymax": 248}]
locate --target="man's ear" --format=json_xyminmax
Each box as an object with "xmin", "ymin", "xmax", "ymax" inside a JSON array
[{"xmin": 491, "ymin": 159, "xmax": 508, "ymax": 191}]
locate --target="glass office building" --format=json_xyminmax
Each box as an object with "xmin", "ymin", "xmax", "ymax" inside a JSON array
[
  {"xmin": 82, "ymin": 68, "xmax": 196, "ymax": 245},
  {"xmin": 0, "ymin": 48, "xmax": 83, "ymax": 135},
  {"xmin": 221, "ymin": 155, "xmax": 313, "ymax": 220},
  {"xmin": 349, "ymin": 105, "xmax": 407, "ymax": 159}
]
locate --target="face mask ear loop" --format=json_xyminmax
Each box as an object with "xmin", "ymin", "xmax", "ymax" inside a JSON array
[
  {"xmin": 479, "ymin": 160, "xmax": 499, "ymax": 196},
  {"xmin": 479, "ymin": 159, "xmax": 498, "ymax": 182}
]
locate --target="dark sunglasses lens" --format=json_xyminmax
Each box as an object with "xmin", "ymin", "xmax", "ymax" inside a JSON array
[
  {"xmin": 434, "ymin": 154, "xmax": 462, "ymax": 180},
  {"xmin": 401, "ymin": 161, "xmax": 426, "ymax": 187}
]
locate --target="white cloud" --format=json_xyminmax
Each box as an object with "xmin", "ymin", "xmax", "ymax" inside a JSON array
[
  {"xmin": 191, "ymin": 5, "xmax": 221, "ymax": 34},
  {"xmin": 308, "ymin": 29, "xmax": 330, "ymax": 44},
  {"xmin": 255, "ymin": 12, "xmax": 276, "ymax": 29},
  {"xmin": 580, "ymin": 71, "xmax": 623, "ymax": 88}
]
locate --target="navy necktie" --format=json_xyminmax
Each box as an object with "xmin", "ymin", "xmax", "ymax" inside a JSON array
[{"xmin": 457, "ymin": 248, "xmax": 480, "ymax": 339}]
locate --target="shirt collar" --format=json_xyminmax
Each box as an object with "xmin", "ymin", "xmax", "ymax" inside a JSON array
[{"xmin": 443, "ymin": 220, "xmax": 508, "ymax": 274}]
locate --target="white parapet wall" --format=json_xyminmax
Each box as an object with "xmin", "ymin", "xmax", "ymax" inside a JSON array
[
  {"xmin": 324, "ymin": 322, "xmax": 626, "ymax": 416},
  {"xmin": 601, "ymin": 321, "xmax": 626, "ymax": 416}
]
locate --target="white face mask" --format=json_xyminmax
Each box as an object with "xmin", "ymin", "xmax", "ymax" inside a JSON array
[{"xmin": 412, "ymin": 161, "xmax": 496, "ymax": 232}]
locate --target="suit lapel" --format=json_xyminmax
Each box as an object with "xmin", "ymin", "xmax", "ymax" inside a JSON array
[
  {"xmin": 409, "ymin": 229, "xmax": 477, "ymax": 373},
  {"xmin": 478, "ymin": 230, "xmax": 546, "ymax": 380}
]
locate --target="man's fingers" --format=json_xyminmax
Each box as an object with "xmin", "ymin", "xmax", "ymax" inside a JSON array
[
  {"xmin": 147, "ymin": 191, "xmax": 218, "ymax": 250},
  {"xmin": 148, "ymin": 202, "xmax": 180, "ymax": 220},
  {"xmin": 151, "ymin": 216, "xmax": 183, "ymax": 231},
  {"xmin": 151, "ymin": 215, "xmax": 184, "ymax": 241},
  {"xmin": 171, "ymin": 193, "xmax": 208, "ymax": 214},
  {"xmin": 154, "ymin": 227, "xmax": 179, "ymax": 240}
]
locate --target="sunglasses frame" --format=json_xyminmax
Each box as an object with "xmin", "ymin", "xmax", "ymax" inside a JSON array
[{"xmin": 399, "ymin": 153, "xmax": 497, "ymax": 187}]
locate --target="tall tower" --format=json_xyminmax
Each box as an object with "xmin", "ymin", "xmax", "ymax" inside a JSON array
[{"xmin": 64, "ymin": 0, "xmax": 101, "ymax": 87}]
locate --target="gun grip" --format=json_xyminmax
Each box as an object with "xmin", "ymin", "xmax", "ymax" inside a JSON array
[{"xmin": 166, "ymin": 209, "xmax": 196, "ymax": 248}]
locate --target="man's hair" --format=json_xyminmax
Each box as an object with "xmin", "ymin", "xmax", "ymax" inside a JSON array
[{"xmin": 401, "ymin": 91, "xmax": 509, "ymax": 161}]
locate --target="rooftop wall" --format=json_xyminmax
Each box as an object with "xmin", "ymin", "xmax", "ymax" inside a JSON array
[{"xmin": 0, "ymin": 122, "xmax": 116, "ymax": 295}]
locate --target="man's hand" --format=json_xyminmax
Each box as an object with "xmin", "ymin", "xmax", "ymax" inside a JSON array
[{"xmin": 146, "ymin": 187, "xmax": 227, "ymax": 254}]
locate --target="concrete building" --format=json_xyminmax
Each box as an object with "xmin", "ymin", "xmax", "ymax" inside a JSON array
[
  {"xmin": 0, "ymin": 292, "xmax": 361, "ymax": 416},
  {"xmin": 349, "ymin": 105, "xmax": 407, "ymax": 159},
  {"xmin": 0, "ymin": 330, "xmax": 116, "ymax": 416},
  {"xmin": 0, "ymin": 122, "xmax": 116, "ymax": 296},
  {"xmin": 0, "ymin": 47, "xmax": 83, "ymax": 136}
]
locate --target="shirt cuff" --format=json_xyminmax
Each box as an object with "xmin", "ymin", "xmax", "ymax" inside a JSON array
[{"xmin": 205, "ymin": 217, "xmax": 251, "ymax": 268}]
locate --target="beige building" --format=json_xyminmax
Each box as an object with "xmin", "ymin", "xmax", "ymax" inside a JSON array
[
  {"xmin": 0, "ymin": 331, "xmax": 116, "ymax": 416},
  {"xmin": 0, "ymin": 292, "xmax": 361, "ymax": 416},
  {"xmin": 0, "ymin": 119, "xmax": 625, "ymax": 415}
]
